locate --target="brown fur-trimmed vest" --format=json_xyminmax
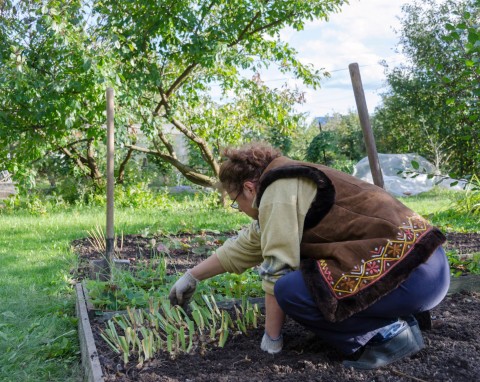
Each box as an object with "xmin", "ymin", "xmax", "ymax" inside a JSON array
[{"xmin": 256, "ymin": 157, "xmax": 446, "ymax": 322}]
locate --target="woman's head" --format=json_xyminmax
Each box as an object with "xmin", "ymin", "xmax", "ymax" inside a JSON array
[{"xmin": 219, "ymin": 142, "xmax": 282, "ymax": 193}]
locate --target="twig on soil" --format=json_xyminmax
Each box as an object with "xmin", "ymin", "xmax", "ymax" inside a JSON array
[
  {"xmin": 391, "ymin": 369, "xmax": 428, "ymax": 382},
  {"xmin": 233, "ymin": 355, "xmax": 251, "ymax": 367}
]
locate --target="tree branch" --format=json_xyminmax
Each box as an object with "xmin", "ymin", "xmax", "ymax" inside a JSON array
[
  {"xmin": 154, "ymin": 89, "xmax": 220, "ymax": 176},
  {"xmin": 126, "ymin": 144, "xmax": 216, "ymax": 187},
  {"xmin": 117, "ymin": 146, "xmax": 135, "ymax": 184},
  {"xmin": 193, "ymin": 0, "xmax": 216, "ymax": 35},
  {"xmin": 59, "ymin": 139, "xmax": 102, "ymax": 184},
  {"xmin": 170, "ymin": 116, "xmax": 220, "ymax": 175},
  {"xmin": 59, "ymin": 146, "xmax": 90, "ymax": 175},
  {"xmin": 247, "ymin": 14, "xmax": 295, "ymax": 39},
  {"xmin": 230, "ymin": 11, "xmax": 262, "ymax": 47},
  {"xmin": 166, "ymin": 63, "xmax": 199, "ymax": 98},
  {"xmin": 85, "ymin": 139, "xmax": 102, "ymax": 181}
]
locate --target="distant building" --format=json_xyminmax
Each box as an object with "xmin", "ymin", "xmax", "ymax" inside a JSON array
[
  {"xmin": 314, "ymin": 116, "xmax": 330, "ymax": 127},
  {"xmin": 313, "ymin": 116, "xmax": 333, "ymax": 132},
  {"xmin": 0, "ymin": 171, "xmax": 16, "ymax": 200}
]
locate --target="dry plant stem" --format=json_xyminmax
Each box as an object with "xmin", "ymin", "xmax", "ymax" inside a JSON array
[{"xmin": 86, "ymin": 225, "xmax": 123, "ymax": 256}]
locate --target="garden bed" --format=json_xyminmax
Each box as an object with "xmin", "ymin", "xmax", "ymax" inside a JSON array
[{"xmin": 74, "ymin": 231, "xmax": 480, "ymax": 382}]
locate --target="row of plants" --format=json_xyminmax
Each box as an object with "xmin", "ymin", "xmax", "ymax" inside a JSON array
[
  {"xmin": 84, "ymin": 241, "xmax": 264, "ymax": 368},
  {"xmin": 101, "ymin": 296, "xmax": 262, "ymax": 367},
  {"xmin": 86, "ymin": 266, "xmax": 263, "ymax": 313},
  {"xmin": 81, "ymin": 222, "xmax": 266, "ymax": 368}
]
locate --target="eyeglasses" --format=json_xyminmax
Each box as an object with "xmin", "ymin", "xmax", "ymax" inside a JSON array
[{"xmin": 230, "ymin": 189, "xmax": 243, "ymax": 209}]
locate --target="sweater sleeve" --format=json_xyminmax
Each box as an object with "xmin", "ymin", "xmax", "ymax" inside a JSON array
[
  {"xmin": 215, "ymin": 220, "xmax": 263, "ymax": 274},
  {"xmin": 258, "ymin": 178, "xmax": 317, "ymax": 295}
]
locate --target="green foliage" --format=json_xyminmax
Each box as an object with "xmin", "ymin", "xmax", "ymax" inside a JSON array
[
  {"xmin": 288, "ymin": 118, "xmax": 323, "ymax": 161},
  {"xmin": 100, "ymin": 297, "xmax": 262, "ymax": 366},
  {"xmin": 451, "ymin": 174, "xmax": 480, "ymax": 215},
  {"xmin": 306, "ymin": 130, "xmax": 337, "ymax": 165},
  {"xmin": 0, "ymin": 181, "xmax": 222, "ymax": 215},
  {"xmin": 200, "ymin": 269, "xmax": 263, "ymax": 300},
  {"xmin": 374, "ymin": 0, "xmax": 480, "ymax": 177},
  {"xmin": 86, "ymin": 264, "xmax": 171, "ymax": 312},
  {"xmin": 305, "ymin": 112, "xmax": 365, "ymax": 171},
  {"xmin": 0, "ymin": 0, "xmax": 348, "ymax": 193},
  {"xmin": 86, "ymin": 258, "xmax": 262, "ymax": 312},
  {"xmin": 0, "ymin": 0, "xmax": 128, "ymax": 187},
  {"xmin": 446, "ymin": 251, "xmax": 480, "ymax": 276}
]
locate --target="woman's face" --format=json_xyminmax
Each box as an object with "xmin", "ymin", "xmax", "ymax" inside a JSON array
[{"xmin": 228, "ymin": 181, "xmax": 258, "ymax": 220}]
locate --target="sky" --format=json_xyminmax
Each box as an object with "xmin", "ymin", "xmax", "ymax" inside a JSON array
[{"xmin": 257, "ymin": 0, "xmax": 412, "ymax": 120}]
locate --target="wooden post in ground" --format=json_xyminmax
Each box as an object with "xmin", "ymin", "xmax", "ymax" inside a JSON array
[
  {"xmin": 105, "ymin": 88, "xmax": 115, "ymax": 276},
  {"xmin": 89, "ymin": 88, "xmax": 115, "ymax": 281},
  {"xmin": 348, "ymin": 63, "xmax": 384, "ymax": 189},
  {"xmin": 90, "ymin": 88, "xmax": 122, "ymax": 281}
]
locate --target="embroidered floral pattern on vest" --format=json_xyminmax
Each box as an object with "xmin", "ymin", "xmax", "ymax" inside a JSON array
[{"xmin": 317, "ymin": 216, "xmax": 430, "ymax": 299}]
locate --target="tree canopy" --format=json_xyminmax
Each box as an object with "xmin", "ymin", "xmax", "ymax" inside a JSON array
[
  {"xmin": 373, "ymin": 0, "xmax": 479, "ymax": 177},
  {"xmin": 0, "ymin": 0, "xmax": 347, "ymax": 190}
]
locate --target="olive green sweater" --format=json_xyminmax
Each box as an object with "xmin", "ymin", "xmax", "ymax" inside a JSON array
[{"xmin": 216, "ymin": 177, "xmax": 317, "ymax": 295}]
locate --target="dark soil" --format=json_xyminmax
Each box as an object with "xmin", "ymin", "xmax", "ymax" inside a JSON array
[{"xmin": 73, "ymin": 231, "xmax": 480, "ymax": 382}]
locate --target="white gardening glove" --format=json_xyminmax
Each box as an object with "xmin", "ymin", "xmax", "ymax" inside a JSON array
[
  {"xmin": 168, "ymin": 271, "xmax": 199, "ymax": 308},
  {"xmin": 261, "ymin": 331, "xmax": 283, "ymax": 354}
]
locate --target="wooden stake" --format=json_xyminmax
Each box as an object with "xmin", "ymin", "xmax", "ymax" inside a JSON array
[
  {"xmin": 349, "ymin": 63, "xmax": 384, "ymax": 189},
  {"xmin": 106, "ymin": 88, "xmax": 115, "ymax": 268}
]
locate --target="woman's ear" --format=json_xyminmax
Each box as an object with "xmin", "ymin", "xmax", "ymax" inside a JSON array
[{"xmin": 243, "ymin": 181, "xmax": 257, "ymax": 195}]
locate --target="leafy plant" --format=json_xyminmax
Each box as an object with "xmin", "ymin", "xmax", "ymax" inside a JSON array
[
  {"xmin": 453, "ymin": 174, "xmax": 480, "ymax": 215},
  {"xmin": 100, "ymin": 296, "xmax": 263, "ymax": 367},
  {"xmin": 199, "ymin": 269, "xmax": 263, "ymax": 300},
  {"xmin": 400, "ymin": 161, "xmax": 480, "ymax": 216},
  {"xmin": 446, "ymin": 250, "xmax": 480, "ymax": 277}
]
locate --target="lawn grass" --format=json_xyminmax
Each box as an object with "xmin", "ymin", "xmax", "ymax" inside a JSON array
[
  {"xmin": 0, "ymin": 187, "xmax": 477, "ymax": 381},
  {"xmin": 398, "ymin": 187, "xmax": 459, "ymax": 215},
  {"xmin": 0, "ymin": 203, "xmax": 248, "ymax": 382},
  {"xmin": 399, "ymin": 187, "xmax": 480, "ymax": 232}
]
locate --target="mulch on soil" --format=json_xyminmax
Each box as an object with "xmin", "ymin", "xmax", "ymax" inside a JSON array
[{"xmin": 73, "ymin": 231, "xmax": 480, "ymax": 382}]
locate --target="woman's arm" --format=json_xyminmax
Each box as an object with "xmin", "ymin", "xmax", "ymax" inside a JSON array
[{"xmin": 189, "ymin": 252, "xmax": 226, "ymax": 280}]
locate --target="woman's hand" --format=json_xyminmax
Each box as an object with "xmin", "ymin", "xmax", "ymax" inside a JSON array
[
  {"xmin": 169, "ymin": 253, "xmax": 226, "ymax": 307},
  {"xmin": 168, "ymin": 271, "xmax": 199, "ymax": 307}
]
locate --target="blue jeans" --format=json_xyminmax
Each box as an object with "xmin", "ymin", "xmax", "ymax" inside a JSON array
[{"xmin": 274, "ymin": 246, "xmax": 450, "ymax": 354}]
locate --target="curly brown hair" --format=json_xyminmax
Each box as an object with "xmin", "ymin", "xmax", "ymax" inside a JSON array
[{"xmin": 219, "ymin": 142, "xmax": 282, "ymax": 193}]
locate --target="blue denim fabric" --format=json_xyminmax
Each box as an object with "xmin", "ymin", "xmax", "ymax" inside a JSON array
[{"xmin": 274, "ymin": 246, "xmax": 450, "ymax": 354}]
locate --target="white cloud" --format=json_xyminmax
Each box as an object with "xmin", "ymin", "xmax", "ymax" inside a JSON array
[{"xmin": 259, "ymin": 0, "xmax": 411, "ymax": 119}]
